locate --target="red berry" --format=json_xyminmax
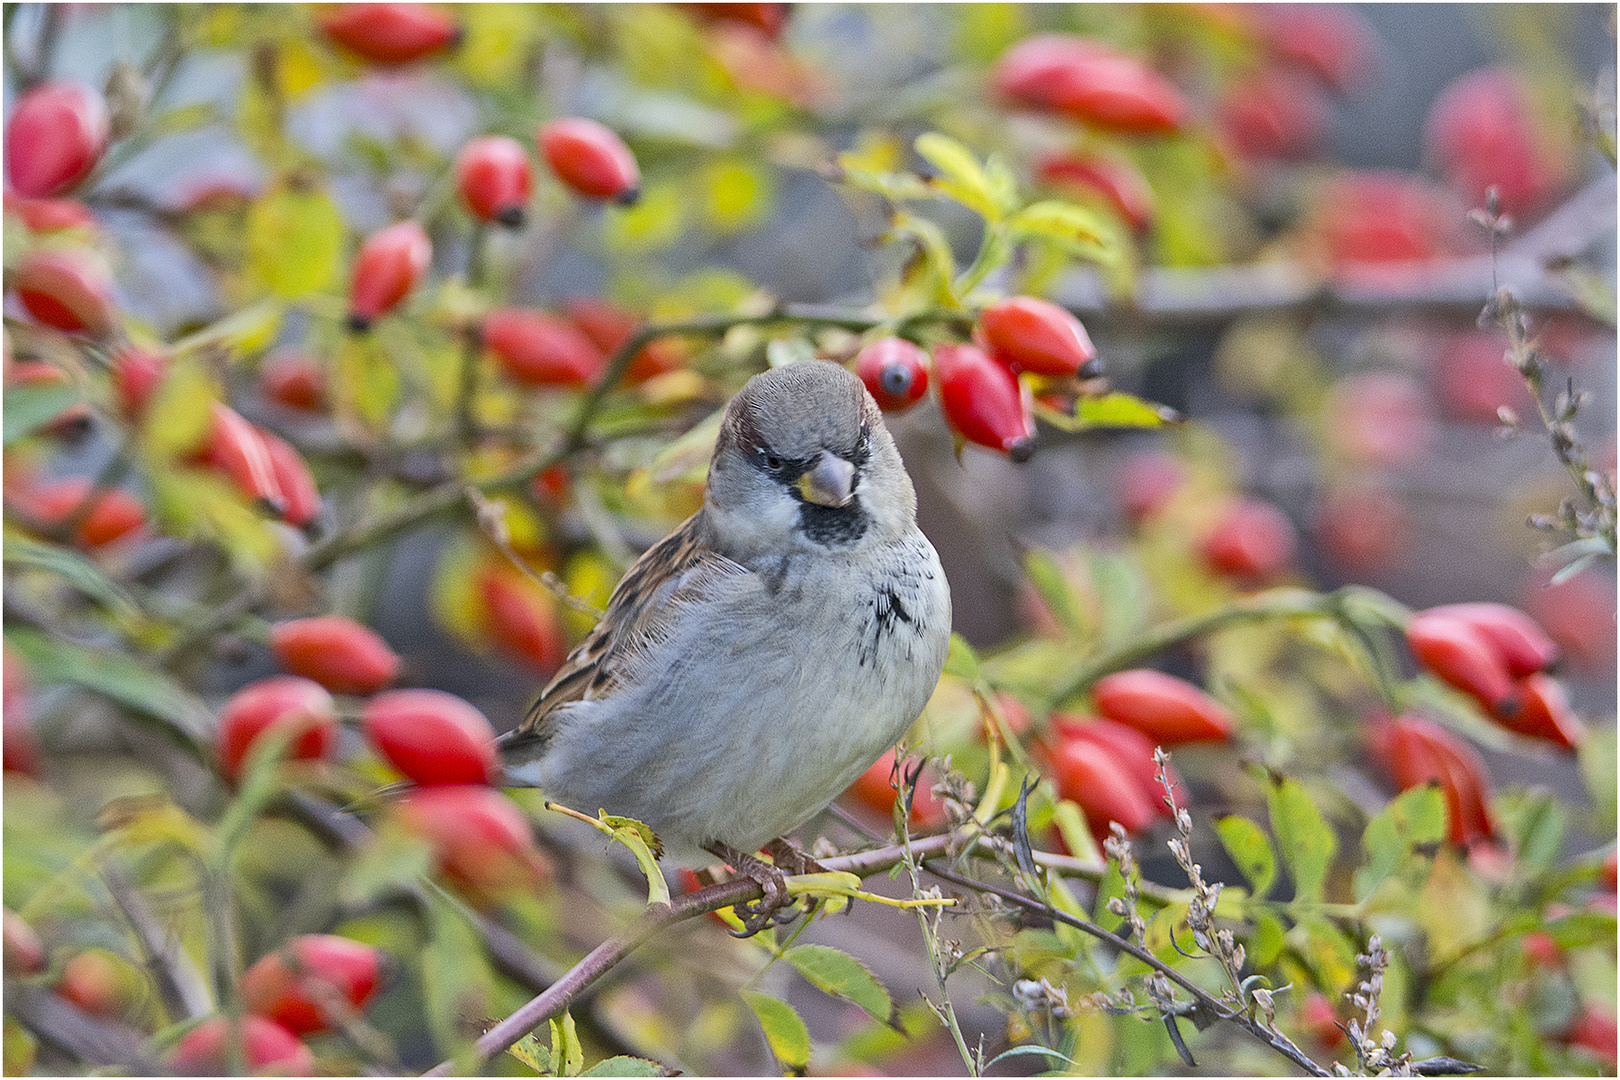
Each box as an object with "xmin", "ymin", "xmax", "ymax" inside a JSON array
[
  {"xmin": 1313, "ymin": 486, "xmax": 1410, "ymax": 573},
  {"xmin": 680, "ymin": 2, "xmax": 788, "ymax": 39},
  {"xmin": 11, "ymin": 247, "xmax": 117, "ymax": 336},
  {"xmin": 483, "ymin": 307, "xmax": 605, "ymax": 387},
  {"xmin": 1300, "ymin": 991, "xmax": 1346, "ymax": 1049},
  {"xmin": 1314, "ymin": 171, "xmax": 1455, "ymax": 268},
  {"xmin": 241, "ymin": 934, "xmax": 382, "ymax": 1036},
  {"xmin": 978, "ymin": 296, "xmax": 1098, "ymax": 378},
  {"xmin": 12, "ymin": 478, "xmax": 145, "ymax": 549},
  {"xmin": 201, "ymin": 403, "xmax": 286, "ymax": 515},
  {"xmin": 4, "ymin": 81, "xmax": 109, "ymax": 198},
  {"xmin": 1263, "ymin": 4, "xmax": 1374, "ymax": 95},
  {"xmin": 1374, "ymin": 715, "xmax": 1495, "ymax": 847},
  {"xmin": 992, "ymin": 35, "xmax": 1187, "ymax": 133},
  {"xmin": 455, "ymin": 135, "xmax": 533, "ymax": 227},
  {"xmin": 395, "ymin": 785, "xmax": 550, "ymax": 895},
  {"xmin": 1042, "ymin": 733, "xmax": 1159, "ymax": 841},
  {"xmin": 933, "ymin": 342, "xmax": 1036, "ymax": 461},
  {"xmin": 111, "ymin": 346, "xmax": 167, "ymax": 419},
  {"xmin": 1426, "ymin": 67, "xmax": 1556, "ymax": 216},
  {"xmin": 270, "ymin": 616, "xmax": 398, "ymax": 695},
  {"xmin": 1406, "ymin": 612, "xmax": 1520, "ymax": 714},
  {"xmin": 1521, "ymin": 930, "xmax": 1564, "ymax": 971},
  {"xmin": 56, "ymin": 951, "xmax": 126, "ymax": 1018},
  {"xmin": 538, "ymin": 118, "xmax": 640, "ymax": 204},
  {"xmin": 1036, "ymin": 152, "xmax": 1155, "ymax": 232},
  {"xmin": 563, "ymin": 296, "xmax": 684, "ymax": 384},
  {"xmin": 1433, "ymin": 331, "xmax": 1534, "ymax": 426},
  {"xmin": 1422, "ymin": 602, "xmax": 1557, "ymax": 678},
  {"xmin": 1115, "ymin": 451, "xmax": 1186, "ymax": 524},
  {"xmin": 853, "ymin": 338, "xmax": 930, "ymax": 412},
  {"xmin": 259, "ymin": 350, "xmax": 325, "ymax": 412},
  {"xmin": 1324, "ymin": 371, "xmax": 1433, "ymax": 467},
  {"xmin": 1565, "ymin": 1004, "xmax": 1619, "ymax": 1067},
  {"xmin": 362, "ymin": 688, "xmax": 498, "ymax": 786},
  {"xmin": 1217, "ymin": 67, "xmax": 1328, "ymax": 162},
  {"xmin": 1521, "ymin": 567, "xmax": 1617, "ymax": 674},
  {"xmin": 1092, "ymin": 669, "xmax": 1235, "ymax": 745},
  {"xmin": 320, "ymin": 3, "xmax": 459, "ymax": 65},
  {"xmin": 348, "ymin": 219, "xmax": 430, "ymax": 331},
  {"xmin": 3, "ymin": 910, "xmax": 44, "ymax": 977},
  {"xmin": 843, "ymin": 750, "xmax": 947, "ymax": 829},
  {"xmin": 259, "ymin": 430, "xmax": 322, "ymax": 529},
  {"xmin": 170, "ymin": 1015, "xmax": 314, "ymax": 1076},
  {"xmin": 1498, "ymin": 673, "xmax": 1584, "ymax": 752},
  {"xmin": 1201, "ymin": 497, "xmax": 1296, "ymax": 581},
  {"xmin": 474, "ymin": 564, "xmax": 566, "ymax": 674},
  {"xmin": 1048, "ymin": 714, "xmax": 1175, "ymax": 818},
  {"xmin": 7, "ymin": 196, "xmax": 98, "ymax": 233},
  {"xmin": 217, "ymin": 676, "xmax": 339, "ymax": 782}
]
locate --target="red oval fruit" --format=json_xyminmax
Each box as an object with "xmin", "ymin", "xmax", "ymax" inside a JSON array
[
  {"xmin": 538, "ymin": 118, "xmax": 641, "ymax": 204},
  {"xmin": 853, "ymin": 338, "xmax": 930, "ymax": 412},
  {"xmin": 8, "ymin": 196, "xmax": 98, "ymax": 234},
  {"xmin": 563, "ymin": 296, "xmax": 684, "ymax": 384},
  {"xmin": 348, "ymin": 219, "xmax": 431, "ymax": 331},
  {"xmin": 933, "ymin": 342, "xmax": 1036, "ymax": 461},
  {"xmin": 202, "ymin": 403, "xmax": 286, "ymax": 515},
  {"xmin": 1521, "ymin": 930, "xmax": 1564, "ymax": 971},
  {"xmin": 1433, "ymin": 330, "xmax": 1534, "ymax": 426},
  {"xmin": 1263, "ymin": 4, "xmax": 1374, "ymax": 95},
  {"xmin": 1377, "ymin": 715, "xmax": 1495, "ymax": 847},
  {"xmin": 270, "ymin": 616, "xmax": 398, "ymax": 695},
  {"xmin": 1422, "ymin": 602, "xmax": 1557, "ymax": 678},
  {"xmin": 1497, "ymin": 673, "xmax": 1584, "ymax": 752},
  {"xmin": 3, "ymin": 910, "xmax": 44, "ymax": 977},
  {"xmin": 1043, "ymin": 734, "xmax": 1159, "ymax": 840},
  {"xmin": 483, "ymin": 307, "xmax": 605, "ymax": 387},
  {"xmin": 111, "ymin": 346, "xmax": 166, "ymax": 419},
  {"xmin": 474, "ymin": 565, "xmax": 566, "ymax": 674},
  {"xmin": 259, "ymin": 350, "xmax": 324, "ymax": 412},
  {"xmin": 1406, "ymin": 612, "xmax": 1519, "ymax": 714},
  {"xmin": 1092, "ymin": 669, "xmax": 1234, "ymax": 745},
  {"xmin": 1425, "ymin": 67, "xmax": 1555, "ymax": 217},
  {"xmin": 320, "ymin": 3, "xmax": 459, "ymax": 65},
  {"xmin": 1048, "ymin": 714, "xmax": 1175, "ymax": 817},
  {"xmin": 1564, "ymin": 1004, "xmax": 1618, "ymax": 1067},
  {"xmin": 1201, "ymin": 497, "xmax": 1296, "ymax": 581},
  {"xmin": 680, "ymin": 2, "xmax": 788, "ymax": 39},
  {"xmin": 1036, "ymin": 152, "xmax": 1155, "ymax": 232},
  {"xmin": 11, "ymin": 247, "xmax": 117, "ymax": 336},
  {"xmin": 1115, "ymin": 450, "xmax": 1186, "ymax": 524},
  {"xmin": 259, "ymin": 430, "xmax": 321, "ymax": 529},
  {"xmin": 4, "ymin": 81, "xmax": 110, "ymax": 198},
  {"xmin": 362, "ymin": 688, "xmax": 498, "ymax": 786},
  {"xmin": 992, "ymin": 35, "xmax": 1187, "ymax": 133},
  {"xmin": 170, "ymin": 1015, "xmax": 314, "ymax": 1076},
  {"xmin": 241, "ymin": 934, "xmax": 381, "ymax": 1036},
  {"xmin": 1300, "ymin": 991, "xmax": 1346, "ymax": 1050},
  {"xmin": 1324, "ymin": 371, "xmax": 1433, "ymax": 467},
  {"xmin": 1313, "ymin": 486, "xmax": 1410, "ymax": 573},
  {"xmin": 12, "ymin": 478, "xmax": 145, "ymax": 549},
  {"xmin": 1313, "ymin": 171, "xmax": 1456, "ymax": 270},
  {"xmin": 843, "ymin": 749, "xmax": 947, "ymax": 829},
  {"xmin": 455, "ymin": 134, "xmax": 533, "ymax": 228},
  {"xmin": 1522, "ymin": 567, "xmax": 1617, "ymax": 674},
  {"xmin": 1217, "ymin": 67, "xmax": 1328, "ymax": 163},
  {"xmin": 56, "ymin": 950, "xmax": 127, "ymax": 1018},
  {"xmin": 978, "ymin": 296, "xmax": 1098, "ymax": 378},
  {"xmin": 217, "ymin": 676, "xmax": 339, "ymax": 782},
  {"xmin": 395, "ymin": 785, "xmax": 550, "ymax": 894}
]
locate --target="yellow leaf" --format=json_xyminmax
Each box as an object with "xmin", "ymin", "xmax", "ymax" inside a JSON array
[
  {"xmin": 701, "ymin": 159, "xmax": 771, "ymax": 234},
  {"xmin": 245, "ymin": 180, "xmax": 346, "ymax": 300},
  {"xmin": 333, "ymin": 333, "xmax": 401, "ymax": 433},
  {"xmin": 454, "ymin": 4, "xmax": 543, "ymax": 87},
  {"xmin": 562, "ymin": 550, "xmax": 615, "ymax": 638},
  {"xmin": 603, "ymin": 182, "xmax": 686, "ymax": 253},
  {"xmin": 277, "ymin": 36, "xmax": 328, "ymax": 99},
  {"xmin": 139, "ymin": 354, "xmax": 218, "ymax": 458},
  {"xmin": 429, "ymin": 533, "xmax": 487, "ymax": 649}
]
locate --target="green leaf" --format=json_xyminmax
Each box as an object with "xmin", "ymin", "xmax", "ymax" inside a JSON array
[
  {"xmin": 1248, "ymin": 910, "xmax": 1286, "ymax": 967},
  {"xmin": 581, "ymin": 1057, "xmax": 666, "ymax": 1078},
  {"xmin": 943, "ymin": 633, "xmax": 981, "ymax": 681},
  {"xmin": 1543, "ymin": 910, "xmax": 1618, "ymax": 950},
  {"xmin": 1075, "ymin": 392, "xmax": 1180, "ymax": 428},
  {"xmin": 1266, "ymin": 776, "xmax": 1337, "ymax": 904},
  {"xmin": 550, "ymin": 1011, "xmax": 584, "ymax": 1077},
  {"xmin": 421, "ymin": 895, "xmax": 492, "ymax": 1063},
  {"xmin": 2, "ymin": 536, "xmax": 140, "ymax": 620},
  {"xmin": 4, "ymin": 627, "xmax": 211, "ymax": 753},
  {"xmin": 170, "ymin": 298, "xmax": 284, "ymax": 358},
  {"xmin": 1022, "ymin": 548, "xmax": 1085, "ymax": 637},
  {"xmin": 3, "ymin": 383, "xmax": 81, "ymax": 446},
  {"xmin": 742, "ymin": 992, "xmax": 810, "ymax": 1073},
  {"xmin": 1214, "ymin": 815, "xmax": 1276, "ymax": 900},
  {"xmin": 784, "ymin": 944, "xmax": 895, "ymax": 1027},
  {"xmin": 138, "ymin": 354, "xmax": 218, "ymax": 458},
  {"xmin": 1353, "ymin": 784, "xmax": 1445, "ymax": 903},
  {"xmin": 1006, "ymin": 200, "xmax": 1116, "ymax": 263},
  {"xmin": 245, "ymin": 180, "xmax": 345, "ymax": 299},
  {"xmin": 507, "ymin": 1032, "xmax": 550, "ymax": 1074},
  {"xmin": 913, "ymin": 132, "xmax": 1005, "ymax": 222}
]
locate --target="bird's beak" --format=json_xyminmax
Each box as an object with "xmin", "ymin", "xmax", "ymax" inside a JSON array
[{"xmin": 795, "ymin": 451, "xmax": 856, "ymax": 507}]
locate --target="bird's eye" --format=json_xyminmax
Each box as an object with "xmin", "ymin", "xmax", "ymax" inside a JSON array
[{"xmin": 754, "ymin": 446, "xmax": 782, "ymax": 471}]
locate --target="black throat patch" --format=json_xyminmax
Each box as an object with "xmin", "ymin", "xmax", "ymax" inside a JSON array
[{"xmin": 798, "ymin": 499, "xmax": 868, "ymax": 546}]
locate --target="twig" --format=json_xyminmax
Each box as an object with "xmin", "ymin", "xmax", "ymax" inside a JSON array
[
  {"xmin": 96, "ymin": 856, "xmax": 213, "ymax": 1023},
  {"xmin": 7, "ymin": 984, "xmax": 163, "ymax": 1073}
]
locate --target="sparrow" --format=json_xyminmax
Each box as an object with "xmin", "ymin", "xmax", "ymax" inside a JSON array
[{"xmin": 501, "ymin": 360, "xmax": 951, "ymax": 908}]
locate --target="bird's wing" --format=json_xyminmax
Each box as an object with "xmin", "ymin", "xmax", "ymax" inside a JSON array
[{"xmin": 501, "ymin": 511, "xmax": 744, "ymax": 758}]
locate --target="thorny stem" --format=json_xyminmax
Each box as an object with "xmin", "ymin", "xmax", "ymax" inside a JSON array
[
  {"xmin": 897, "ymin": 808, "xmax": 980, "ymax": 1076},
  {"xmin": 454, "ymin": 223, "xmax": 490, "ymax": 444}
]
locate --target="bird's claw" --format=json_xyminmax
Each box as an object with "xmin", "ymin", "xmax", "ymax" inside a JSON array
[{"xmin": 705, "ymin": 841, "xmax": 800, "ymax": 937}]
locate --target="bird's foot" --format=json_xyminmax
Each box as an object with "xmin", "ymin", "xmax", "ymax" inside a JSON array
[
  {"xmin": 763, "ymin": 836, "xmax": 829, "ymax": 877},
  {"xmin": 703, "ymin": 841, "xmax": 800, "ymax": 937}
]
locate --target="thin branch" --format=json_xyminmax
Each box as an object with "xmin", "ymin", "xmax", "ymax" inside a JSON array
[{"xmin": 96, "ymin": 857, "xmax": 213, "ymax": 1023}]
